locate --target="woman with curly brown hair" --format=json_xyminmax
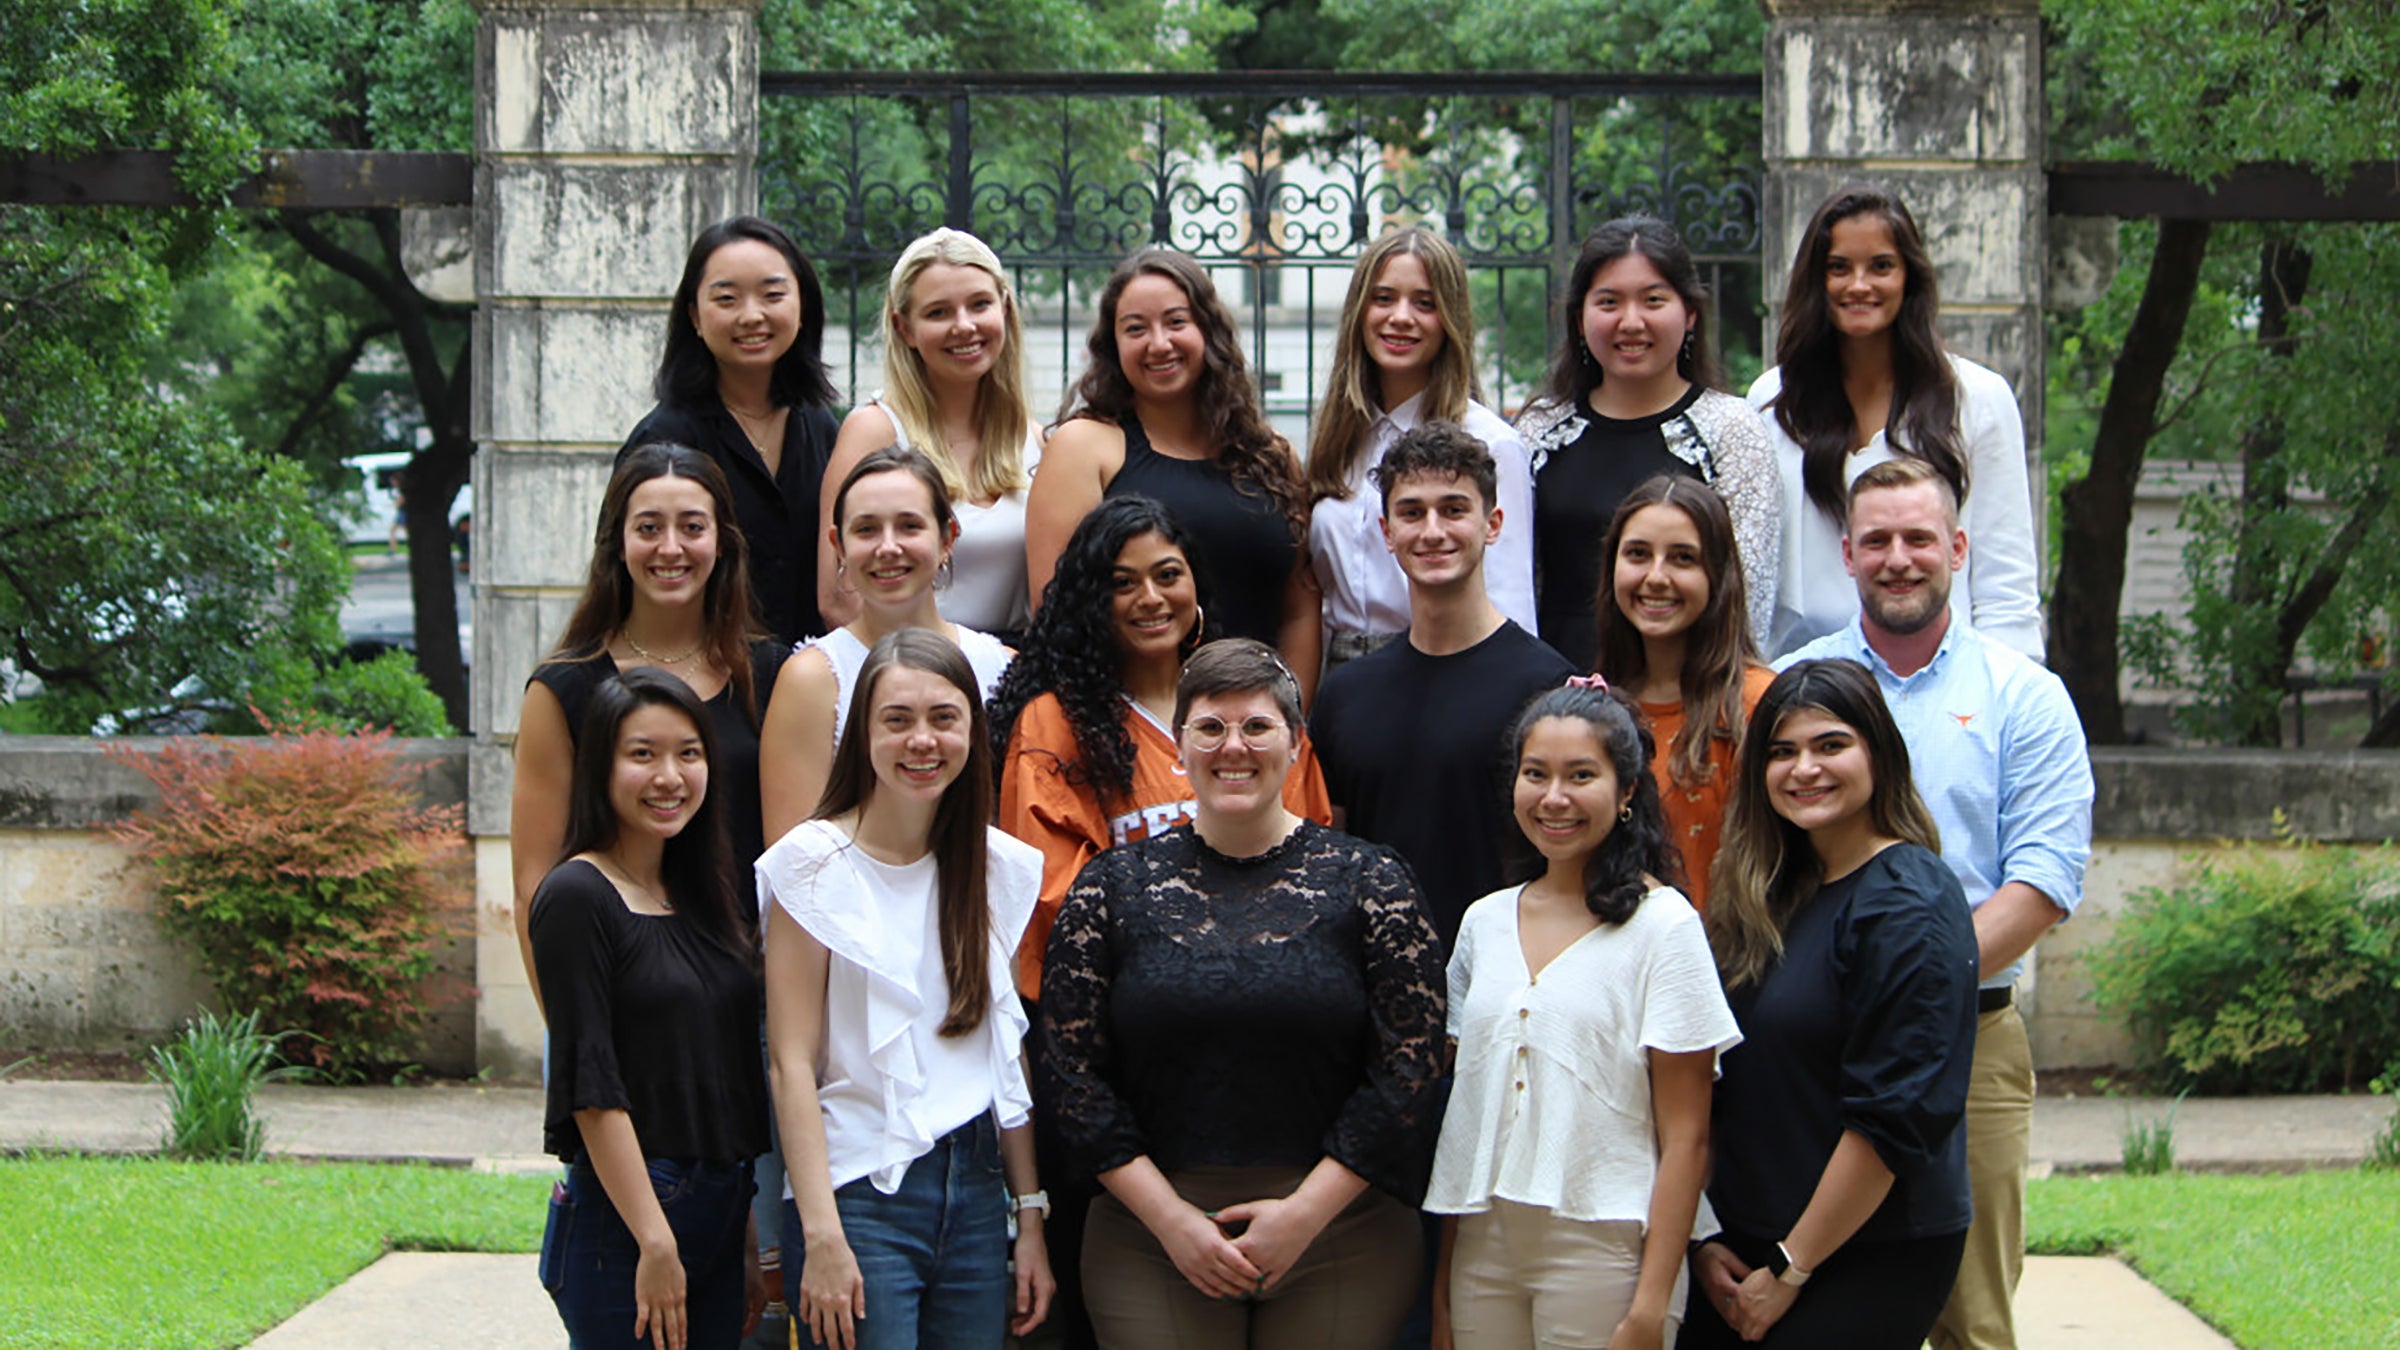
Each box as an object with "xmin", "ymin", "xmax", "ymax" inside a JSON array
[{"xmin": 1025, "ymin": 249, "xmax": 1320, "ymax": 697}]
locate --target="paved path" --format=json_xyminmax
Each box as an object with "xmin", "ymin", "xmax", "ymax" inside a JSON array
[{"xmin": 9, "ymin": 1079, "xmax": 2383, "ymax": 1347}]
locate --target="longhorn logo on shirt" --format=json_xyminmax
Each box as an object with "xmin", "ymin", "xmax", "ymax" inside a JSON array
[
  {"xmin": 1109, "ymin": 800, "xmax": 1198, "ymax": 847},
  {"xmin": 1949, "ymin": 710, "xmax": 1978, "ymax": 729}
]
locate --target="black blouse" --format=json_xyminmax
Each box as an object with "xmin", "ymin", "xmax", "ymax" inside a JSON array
[
  {"xmin": 1530, "ymin": 384, "xmax": 1707, "ymax": 670},
  {"xmin": 1707, "ymin": 843, "xmax": 1979, "ymax": 1244},
  {"xmin": 531, "ymin": 640, "xmax": 785, "ymax": 891},
  {"xmin": 532, "ymin": 860, "xmax": 770, "ymax": 1164},
  {"xmin": 621, "ymin": 397, "xmax": 840, "ymax": 647},
  {"xmin": 1038, "ymin": 820, "xmax": 1446, "ymax": 1204},
  {"xmin": 1103, "ymin": 414, "xmax": 1299, "ymax": 646}
]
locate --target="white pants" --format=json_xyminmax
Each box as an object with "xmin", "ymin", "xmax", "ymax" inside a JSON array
[{"xmin": 1448, "ymin": 1199, "xmax": 1685, "ymax": 1350}]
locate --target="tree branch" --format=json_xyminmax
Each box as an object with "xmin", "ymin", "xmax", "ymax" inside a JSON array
[
  {"xmin": 270, "ymin": 318, "xmax": 398, "ymax": 461},
  {"xmin": 2274, "ymin": 425, "xmax": 2400, "ymax": 655}
]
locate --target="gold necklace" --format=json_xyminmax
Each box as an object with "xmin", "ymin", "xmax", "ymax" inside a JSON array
[{"xmin": 622, "ymin": 630, "xmax": 703, "ymax": 667}]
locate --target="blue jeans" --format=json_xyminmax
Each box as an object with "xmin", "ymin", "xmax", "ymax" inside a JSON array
[
  {"xmin": 784, "ymin": 1115, "xmax": 1009, "ymax": 1350},
  {"xmin": 542, "ymin": 1155, "xmax": 755, "ymax": 1350}
]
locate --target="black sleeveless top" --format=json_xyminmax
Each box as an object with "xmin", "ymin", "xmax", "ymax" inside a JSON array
[
  {"xmin": 1103, "ymin": 415, "xmax": 1297, "ymax": 645},
  {"xmin": 530, "ymin": 640, "xmax": 786, "ymax": 918}
]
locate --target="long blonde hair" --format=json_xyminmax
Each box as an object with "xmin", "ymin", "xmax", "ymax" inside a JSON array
[
  {"xmin": 1708, "ymin": 660, "xmax": 1943, "ymax": 988},
  {"xmin": 1307, "ymin": 227, "xmax": 1483, "ymax": 502},
  {"xmin": 880, "ymin": 228, "xmax": 1032, "ymax": 505}
]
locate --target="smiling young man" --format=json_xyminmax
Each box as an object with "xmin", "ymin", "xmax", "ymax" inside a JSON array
[
  {"xmin": 1308, "ymin": 421, "xmax": 1574, "ymax": 949},
  {"xmin": 1778, "ymin": 456, "xmax": 2092, "ymax": 1350}
]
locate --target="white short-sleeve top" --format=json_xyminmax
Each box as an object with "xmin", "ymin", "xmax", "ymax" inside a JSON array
[
  {"xmin": 1425, "ymin": 884, "xmax": 1741, "ymax": 1225},
  {"xmin": 756, "ymin": 818, "xmax": 1043, "ymax": 1194}
]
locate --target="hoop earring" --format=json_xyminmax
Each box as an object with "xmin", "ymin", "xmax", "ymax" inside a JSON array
[
  {"xmin": 935, "ymin": 555, "xmax": 954, "ymax": 591},
  {"xmin": 1618, "ymin": 802, "xmax": 1633, "ymax": 823},
  {"xmin": 1181, "ymin": 605, "xmax": 1207, "ymax": 658}
]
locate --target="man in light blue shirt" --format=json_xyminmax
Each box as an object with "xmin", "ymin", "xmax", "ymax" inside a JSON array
[{"xmin": 1780, "ymin": 456, "xmax": 2092, "ymax": 1350}]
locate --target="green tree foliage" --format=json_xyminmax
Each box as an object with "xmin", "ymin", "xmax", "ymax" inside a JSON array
[
  {"xmin": 2044, "ymin": 0, "xmax": 2400, "ymax": 746},
  {"xmin": 0, "ymin": 0, "xmax": 363, "ymax": 734}
]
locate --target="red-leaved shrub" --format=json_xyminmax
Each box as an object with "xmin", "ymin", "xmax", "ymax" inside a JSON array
[{"xmin": 108, "ymin": 721, "xmax": 464, "ymax": 1078}]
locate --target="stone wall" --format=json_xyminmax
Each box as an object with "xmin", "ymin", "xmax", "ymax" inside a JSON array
[
  {"xmin": 470, "ymin": 0, "xmax": 766, "ymax": 1077},
  {"xmin": 0, "ymin": 737, "xmax": 475, "ymax": 1074},
  {"xmin": 7, "ymin": 736, "xmax": 2390, "ymax": 1077},
  {"xmin": 2031, "ymin": 748, "xmax": 2400, "ymax": 1069}
]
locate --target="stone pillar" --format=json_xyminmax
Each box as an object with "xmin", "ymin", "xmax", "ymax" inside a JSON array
[
  {"xmin": 469, "ymin": 0, "xmax": 763, "ymax": 1076},
  {"xmin": 1761, "ymin": 0, "xmax": 2046, "ymax": 479}
]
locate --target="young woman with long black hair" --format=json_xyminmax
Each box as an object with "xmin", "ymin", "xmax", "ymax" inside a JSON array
[
  {"xmin": 1515, "ymin": 216, "xmax": 1778, "ymax": 673},
  {"xmin": 1749, "ymin": 184, "xmax": 2041, "ymax": 661},
  {"xmin": 531, "ymin": 666, "xmax": 770, "ymax": 1350}
]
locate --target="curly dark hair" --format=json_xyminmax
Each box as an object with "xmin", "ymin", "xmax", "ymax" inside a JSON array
[
  {"xmin": 1501, "ymin": 682, "xmax": 1682, "ymax": 926},
  {"xmin": 1057, "ymin": 248, "xmax": 1308, "ymax": 542},
  {"xmin": 988, "ymin": 496, "xmax": 1213, "ymax": 807}
]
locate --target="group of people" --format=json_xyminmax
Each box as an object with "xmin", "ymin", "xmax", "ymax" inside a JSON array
[{"xmin": 510, "ymin": 178, "xmax": 2092, "ymax": 1350}]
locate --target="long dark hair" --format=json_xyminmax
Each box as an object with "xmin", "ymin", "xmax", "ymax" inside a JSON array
[
  {"xmin": 1707, "ymin": 659, "xmax": 1943, "ymax": 987},
  {"xmin": 1059, "ymin": 248, "xmax": 1308, "ymax": 541},
  {"xmin": 550, "ymin": 443, "xmax": 763, "ymax": 727},
  {"xmin": 816, "ymin": 630, "xmax": 996, "ymax": 1037},
  {"xmin": 989, "ymin": 496, "xmax": 1212, "ymax": 806},
  {"xmin": 560, "ymin": 667, "xmax": 745, "ymax": 952},
  {"xmin": 1592, "ymin": 475, "xmax": 1762, "ymax": 789},
  {"xmin": 1766, "ymin": 184, "xmax": 1968, "ymax": 526},
  {"xmin": 1503, "ymin": 683, "xmax": 1680, "ymax": 925},
  {"xmin": 655, "ymin": 215, "xmax": 835, "ymax": 411},
  {"xmin": 1541, "ymin": 215, "xmax": 1724, "ymax": 408}
]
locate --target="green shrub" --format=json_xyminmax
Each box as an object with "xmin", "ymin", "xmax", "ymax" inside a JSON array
[
  {"xmin": 148, "ymin": 1008, "xmax": 305, "ymax": 1161},
  {"xmin": 244, "ymin": 649, "xmax": 454, "ymax": 736},
  {"xmin": 2089, "ymin": 833, "xmax": 2400, "ymax": 1094},
  {"xmin": 2369, "ymin": 1065, "xmax": 2400, "ymax": 1172},
  {"xmin": 108, "ymin": 725, "xmax": 465, "ymax": 1080}
]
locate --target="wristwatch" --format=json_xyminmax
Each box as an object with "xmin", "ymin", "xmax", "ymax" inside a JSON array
[
  {"xmin": 1009, "ymin": 1190, "xmax": 1051, "ymax": 1219},
  {"xmin": 1765, "ymin": 1240, "xmax": 1813, "ymax": 1288}
]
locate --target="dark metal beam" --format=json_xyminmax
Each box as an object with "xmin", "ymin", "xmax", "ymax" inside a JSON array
[
  {"xmin": 0, "ymin": 150, "xmax": 472, "ymax": 210},
  {"xmin": 2051, "ymin": 160, "xmax": 2400, "ymax": 222}
]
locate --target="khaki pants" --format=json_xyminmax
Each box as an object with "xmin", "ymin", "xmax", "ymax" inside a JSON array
[
  {"xmin": 1082, "ymin": 1166, "xmax": 1420, "ymax": 1350},
  {"xmin": 1931, "ymin": 1002, "xmax": 2032, "ymax": 1350},
  {"xmin": 1448, "ymin": 1199, "xmax": 1682, "ymax": 1349}
]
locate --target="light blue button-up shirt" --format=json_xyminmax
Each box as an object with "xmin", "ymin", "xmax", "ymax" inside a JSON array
[{"xmin": 1779, "ymin": 617, "xmax": 2094, "ymax": 990}]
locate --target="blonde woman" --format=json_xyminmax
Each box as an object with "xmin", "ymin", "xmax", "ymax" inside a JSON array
[
  {"xmin": 1306, "ymin": 227, "xmax": 1535, "ymax": 670},
  {"xmin": 819, "ymin": 229, "xmax": 1042, "ymax": 638}
]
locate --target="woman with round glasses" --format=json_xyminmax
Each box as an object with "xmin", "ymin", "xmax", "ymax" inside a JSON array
[{"xmin": 1038, "ymin": 638, "xmax": 1446, "ymax": 1350}]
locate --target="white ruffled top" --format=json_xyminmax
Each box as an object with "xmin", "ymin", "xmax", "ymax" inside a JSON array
[{"xmin": 757, "ymin": 818, "xmax": 1043, "ymax": 1194}]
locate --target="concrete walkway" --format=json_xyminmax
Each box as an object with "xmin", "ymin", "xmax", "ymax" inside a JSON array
[{"xmin": 8, "ymin": 1079, "xmax": 2387, "ymax": 1348}]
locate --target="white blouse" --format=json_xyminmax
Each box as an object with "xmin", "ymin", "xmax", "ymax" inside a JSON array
[
  {"xmin": 756, "ymin": 818, "xmax": 1043, "ymax": 1193},
  {"xmin": 1425, "ymin": 884, "xmax": 1740, "ymax": 1225},
  {"xmin": 801, "ymin": 624, "xmax": 1013, "ymax": 748},
  {"xmin": 1307, "ymin": 393, "xmax": 1538, "ymax": 637},
  {"xmin": 1750, "ymin": 355, "xmax": 2044, "ymax": 662},
  {"xmin": 873, "ymin": 397, "xmax": 1043, "ymax": 635}
]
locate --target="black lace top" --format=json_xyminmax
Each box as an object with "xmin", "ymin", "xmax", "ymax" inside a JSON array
[{"xmin": 1037, "ymin": 820, "xmax": 1446, "ymax": 1204}]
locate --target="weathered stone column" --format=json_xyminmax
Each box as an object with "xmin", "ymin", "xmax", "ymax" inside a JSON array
[
  {"xmin": 1761, "ymin": 0, "xmax": 2046, "ymax": 480},
  {"xmin": 468, "ymin": 0, "xmax": 762, "ymax": 1076}
]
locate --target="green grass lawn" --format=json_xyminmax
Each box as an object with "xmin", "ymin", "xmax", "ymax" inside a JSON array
[
  {"xmin": 0, "ymin": 1155, "xmax": 550, "ymax": 1350},
  {"xmin": 4, "ymin": 1157, "xmax": 2393, "ymax": 1349},
  {"xmin": 2028, "ymin": 1170, "xmax": 2400, "ymax": 1349}
]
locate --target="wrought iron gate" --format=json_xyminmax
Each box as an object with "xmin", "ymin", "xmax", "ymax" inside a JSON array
[{"xmin": 759, "ymin": 70, "xmax": 1762, "ymax": 438}]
